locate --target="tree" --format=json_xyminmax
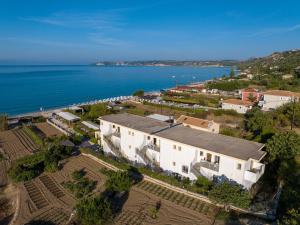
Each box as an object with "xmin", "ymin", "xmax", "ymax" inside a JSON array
[
  {"xmin": 76, "ymin": 195, "xmax": 112, "ymax": 225},
  {"xmin": 105, "ymin": 171, "xmax": 132, "ymax": 193},
  {"xmin": 247, "ymin": 93, "xmax": 256, "ymax": 102},
  {"xmin": 194, "ymin": 176, "xmax": 213, "ymax": 194},
  {"xmin": 229, "ymin": 67, "xmax": 235, "ymax": 78},
  {"xmin": 86, "ymin": 103, "xmax": 109, "ymax": 121},
  {"xmin": 208, "ymin": 181, "xmax": 251, "ymax": 209},
  {"xmin": 132, "ymin": 89, "xmax": 144, "ymax": 97},
  {"xmin": 266, "ymin": 132, "xmax": 300, "ymax": 162}
]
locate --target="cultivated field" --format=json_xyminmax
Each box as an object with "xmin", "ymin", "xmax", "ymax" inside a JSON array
[
  {"xmin": 113, "ymin": 181, "xmax": 218, "ymax": 225},
  {"xmin": 0, "ymin": 129, "xmax": 35, "ymax": 162},
  {"xmin": 14, "ymin": 154, "xmax": 221, "ymax": 225},
  {"xmin": 34, "ymin": 123, "xmax": 63, "ymax": 138},
  {"xmin": 15, "ymin": 155, "xmax": 107, "ymax": 225}
]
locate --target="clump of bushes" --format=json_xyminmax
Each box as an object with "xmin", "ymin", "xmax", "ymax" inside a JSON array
[
  {"xmin": 208, "ymin": 181, "xmax": 251, "ymax": 209},
  {"xmin": 76, "ymin": 195, "xmax": 112, "ymax": 225},
  {"xmin": 9, "ymin": 152, "xmax": 45, "ymax": 182},
  {"xmin": 63, "ymin": 169, "xmax": 97, "ymax": 198},
  {"xmin": 105, "ymin": 170, "xmax": 133, "ymax": 193}
]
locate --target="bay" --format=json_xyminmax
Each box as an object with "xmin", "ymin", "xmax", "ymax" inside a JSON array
[{"xmin": 0, "ymin": 65, "xmax": 230, "ymax": 116}]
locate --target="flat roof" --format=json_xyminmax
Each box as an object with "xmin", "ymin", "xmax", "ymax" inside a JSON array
[
  {"xmin": 100, "ymin": 113, "xmax": 171, "ymax": 134},
  {"xmin": 156, "ymin": 125, "xmax": 265, "ymax": 161},
  {"xmin": 82, "ymin": 121, "xmax": 99, "ymax": 130},
  {"xmin": 177, "ymin": 115, "xmax": 212, "ymax": 129},
  {"xmin": 57, "ymin": 111, "xmax": 80, "ymax": 122},
  {"xmin": 147, "ymin": 114, "xmax": 173, "ymax": 122},
  {"xmin": 263, "ymin": 90, "xmax": 300, "ymax": 97},
  {"xmin": 222, "ymin": 99, "xmax": 253, "ymax": 106}
]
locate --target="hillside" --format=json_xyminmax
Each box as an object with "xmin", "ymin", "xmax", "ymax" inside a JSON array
[
  {"xmin": 238, "ymin": 49, "xmax": 300, "ymax": 75},
  {"xmin": 94, "ymin": 60, "xmax": 238, "ymax": 67}
]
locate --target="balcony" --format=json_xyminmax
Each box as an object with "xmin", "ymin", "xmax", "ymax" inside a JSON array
[
  {"xmin": 200, "ymin": 160, "xmax": 219, "ymax": 172},
  {"xmin": 146, "ymin": 143, "xmax": 160, "ymax": 152},
  {"xmin": 112, "ymin": 131, "xmax": 121, "ymax": 138},
  {"xmin": 244, "ymin": 168, "xmax": 262, "ymax": 183}
]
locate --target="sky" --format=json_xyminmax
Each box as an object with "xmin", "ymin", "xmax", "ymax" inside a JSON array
[{"xmin": 1, "ymin": 0, "xmax": 300, "ymax": 64}]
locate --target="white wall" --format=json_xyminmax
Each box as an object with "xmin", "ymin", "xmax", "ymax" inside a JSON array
[
  {"xmin": 222, "ymin": 102, "xmax": 251, "ymax": 114},
  {"xmin": 263, "ymin": 94, "xmax": 294, "ymax": 110},
  {"xmin": 100, "ymin": 119, "xmax": 263, "ymax": 189}
]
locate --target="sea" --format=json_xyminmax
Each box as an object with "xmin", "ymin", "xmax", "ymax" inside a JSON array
[{"xmin": 0, "ymin": 65, "xmax": 230, "ymax": 116}]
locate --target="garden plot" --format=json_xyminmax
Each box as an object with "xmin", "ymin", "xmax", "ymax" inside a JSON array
[
  {"xmin": 114, "ymin": 187, "xmax": 216, "ymax": 225},
  {"xmin": 134, "ymin": 180, "xmax": 218, "ymax": 217},
  {"xmin": 35, "ymin": 123, "xmax": 63, "ymax": 138},
  {"xmin": 0, "ymin": 130, "xmax": 32, "ymax": 161}
]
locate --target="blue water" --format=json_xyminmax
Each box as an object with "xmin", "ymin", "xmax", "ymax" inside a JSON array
[{"xmin": 0, "ymin": 65, "xmax": 230, "ymax": 116}]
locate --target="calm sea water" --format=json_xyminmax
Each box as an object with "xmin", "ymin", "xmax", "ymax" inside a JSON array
[{"xmin": 0, "ymin": 65, "xmax": 230, "ymax": 116}]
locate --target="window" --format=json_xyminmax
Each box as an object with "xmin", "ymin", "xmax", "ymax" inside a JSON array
[
  {"xmin": 200, "ymin": 151, "xmax": 203, "ymax": 156},
  {"xmin": 237, "ymin": 163, "xmax": 242, "ymax": 170},
  {"xmin": 128, "ymin": 131, "xmax": 131, "ymax": 135},
  {"xmin": 113, "ymin": 125, "xmax": 115, "ymax": 128},
  {"xmin": 182, "ymin": 165, "xmax": 189, "ymax": 174},
  {"xmin": 173, "ymin": 145, "xmax": 176, "ymax": 150},
  {"xmin": 173, "ymin": 162, "xmax": 176, "ymax": 166},
  {"xmin": 178, "ymin": 146, "xmax": 182, "ymax": 151},
  {"xmin": 100, "ymin": 122, "xmax": 103, "ymax": 125},
  {"xmin": 129, "ymin": 145, "xmax": 131, "ymax": 149},
  {"xmin": 215, "ymin": 156, "xmax": 220, "ymax": 164},
  {"xmin": 147, "ymin": 136, "xmax": 150, "ymax": 140},
  {"xmin": 132, "ymin": 132, "xmax": 134, "ymax": 136}
]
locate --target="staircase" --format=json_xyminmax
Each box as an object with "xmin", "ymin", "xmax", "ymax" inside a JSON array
[
  {"xmin": 136, "ymin": 145, "xmax": 160, "ymax": 167},
  {"xmin": 136, "ymin": 146, "xmax": 153, "ymax": 165},
  {"xmin": 191, "ymin": 162, "xmax": 202, "ymax": 177},
  {"xmin": 103, "ymin": 135, "xmax": 123, "ymax": 158}
]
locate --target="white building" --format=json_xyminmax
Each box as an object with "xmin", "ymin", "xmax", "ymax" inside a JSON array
[
  {"xmin": 260, "ymin": 90, "xmax": 300, "ymax": 111},
  {"xmin": 221, "ymin": 99, "xmax": 254, "ymax": 114},
  {"xmin": 176, "ymin": 115, "xmax": 220, "ymax": 133},
  {"xmin": 99, "ymin": 113, "xmax": 266, "ymax": 189}
]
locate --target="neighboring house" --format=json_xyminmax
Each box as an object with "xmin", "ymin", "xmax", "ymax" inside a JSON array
[
  {"xmin": 282, "ymin": 74, "xmax": 294, "ymax": 80},
  {"xmin": 221, "ymin": 99, "xmax": 254, "ymax": 114},
  {"xmin": 260, "ymin": 90, "xmax": 300, "ymax": 111},
  {"xmin": 241, "ymin": 88, "xmax": 261, "ymax": 102},
  {"xmin": 99, "ymin": 113, "xmax": 266, "ymax": 189},
  {"xmin": 176, "ymin": 115, "xmax": 220, "ymax": 133}
]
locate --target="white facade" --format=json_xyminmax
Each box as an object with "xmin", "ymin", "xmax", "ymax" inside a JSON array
[
  {"xmin": 99, "ymin": 114, "xmax": 265, "ymax": 189},
  {"xmin": 222, "ymin": 102, "xmax": 252, "ymax": 114},
  {"xmin": 262, "ymin": 94, "xmax": 298, "ymax": 111}
]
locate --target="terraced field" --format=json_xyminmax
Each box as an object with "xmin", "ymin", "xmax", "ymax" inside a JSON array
[
  {"xmin": 0, "ymin": 160, "xmax": 8, "ymax": 187},
  {"xmin": 135, "ymin": 180, "xmax": 217, "ymax": 217},
  {"xmin": 0, "ymin": 130, "xmax": 32, "ymax": 161},
  {"xmin": 25, "ymin": 207, "xmax": 69, "ymax": 225},
  {"xmin": 24, "ymin": 181, "xmax": 49, "ymax": 210},
  {"xmin": 13, "ymin": 129, "xmax": 39, "ymax": 153},
  {"xmin": 39, "ymin": 175, "xmax": 65, "ymax": 199}
]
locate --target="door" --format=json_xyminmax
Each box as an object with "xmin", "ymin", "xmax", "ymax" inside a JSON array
[{"xmin": 207, "ymin": 153, "xmax": 212, "ymax": 162}]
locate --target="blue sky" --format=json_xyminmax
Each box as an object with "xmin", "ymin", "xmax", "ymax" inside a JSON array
[{"xmin": 1, "ymin": 0, "xmax": 300, "ymax": 64}]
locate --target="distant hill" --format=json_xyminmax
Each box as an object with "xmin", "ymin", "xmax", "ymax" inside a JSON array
[
  {"xmin": 93, "ymin": 60, "xmax": 238, "ymax": 67},
  {"xmin": 237, "ymin": 49, "xmax": 300, "ymax": 75}
]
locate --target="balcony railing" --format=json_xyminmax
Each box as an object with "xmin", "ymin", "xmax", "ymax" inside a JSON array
[
  {"xmin": 112, "ymin": 131, "xmax": 121, "ymax": 138},
  {"xmin": 103, "ymin": 135, "xmax": 123, "ymax": 158},
  {"xmin": 147, "ymin": 143, "xmax": 160, "ymax": 152},
  {"xmin": 200, "ymin": 160, "xmax": 219, "ymax": 172}
]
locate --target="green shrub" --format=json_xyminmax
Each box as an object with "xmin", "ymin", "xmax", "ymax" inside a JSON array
[
  {"xmin": 9, "ymin": 152, "xmax": 45, "ymax": 182},
  {"xmin": 194, "ymin": 176, "xmax": 213, "ymax": 194},
  {"xmin": 105, "ymin": 171, "xmax": 132, "ymax": 193},
  {"xmin": 208, "ymin": 181, "xmax": 251, "ymax": 209},
  {"xmin": 22, "ymin": 125, "xmax": 43, "ymax": 146},
  {"xmin": 63, "ymin": 169, "xmax": 97, "ymax": 198},
  {"xmin": 76, "ymin": 195, "xmax": 112, "ymax": 225}
]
